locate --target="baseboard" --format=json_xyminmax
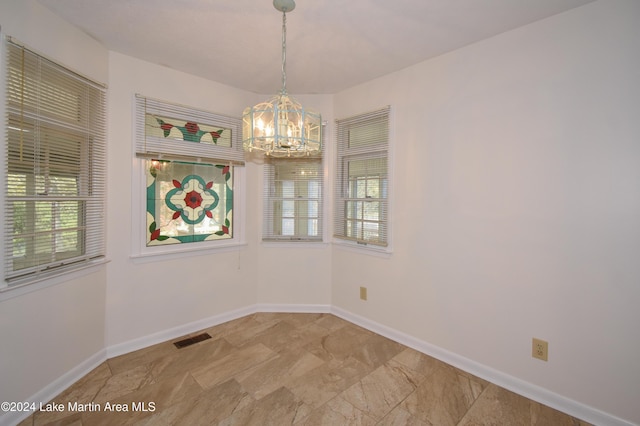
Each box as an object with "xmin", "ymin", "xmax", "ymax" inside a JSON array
[
  {"xmin": 106, "ymin": 304, "xmax": 257, "ymax": 358},
  {"xmin": 0, "ymin": 349, "xmax": 107, "ymax": 426},
  {"xmin": 106, "ymin": 304, "xmax": 333, "ymax": 359},
  {"xmin": 255, "ymin": 303, "xmax": 331, "ymax": 313},
  {"xmin": 330, "ymin": 306, "xmax": 635, "ymax": 426}
]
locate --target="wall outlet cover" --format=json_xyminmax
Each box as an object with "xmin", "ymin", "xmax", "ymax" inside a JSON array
[
  {"xmin": 360, "ymin": 286, "xmax": 367, "ymax": 301},
  {"xmin": 532, "ymin": 338, "xmax": 548, "ymax": 361}
]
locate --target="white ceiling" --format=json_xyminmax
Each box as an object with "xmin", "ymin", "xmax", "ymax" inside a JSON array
[{"xmin": 36, "ymin": 0, "xmax": 594, "ymax": 95}]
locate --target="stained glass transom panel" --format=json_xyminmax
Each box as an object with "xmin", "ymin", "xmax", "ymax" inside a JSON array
[{"xmin": 145, "ymin": 114, "xmax": 232, "ymax": 147}]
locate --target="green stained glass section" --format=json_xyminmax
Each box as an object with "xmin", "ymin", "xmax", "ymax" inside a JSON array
[{"xmin": 146, "ymin": 159, "xmax": 233, "ymax": 246}]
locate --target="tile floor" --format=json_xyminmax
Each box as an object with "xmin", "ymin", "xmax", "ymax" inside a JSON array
[{"xmin": 19, "ymin": 313, "xmax": 591, "ymax": 425}]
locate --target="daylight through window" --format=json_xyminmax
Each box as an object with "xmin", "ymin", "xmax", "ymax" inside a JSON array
[
  {"xmin": 334, "ymin": 106, "xmax": 390, "ymax": 247},
  {"xmin": 3, "ymin": 37, "xmax": 107, "ymax": 285}
]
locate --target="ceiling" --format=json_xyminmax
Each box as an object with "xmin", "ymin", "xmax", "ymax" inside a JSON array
[{"xmin": 36, "ymin": 0, "xmax": 593, "ymax": 95}]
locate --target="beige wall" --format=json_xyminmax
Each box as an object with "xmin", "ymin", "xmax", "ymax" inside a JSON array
[{"xmin": 332, "ymin": 1, "xmax": 640, "ymax": 423}]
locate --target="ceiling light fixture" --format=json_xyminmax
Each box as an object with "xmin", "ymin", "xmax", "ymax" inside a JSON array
[{"xmin": 242, "ymin": 0, "xmax": 322, "ymax": 158}]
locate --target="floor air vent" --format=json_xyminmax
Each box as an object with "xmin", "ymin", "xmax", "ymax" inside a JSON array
[{"xmin": 173, "ymin": 332, "xmax": 212, "ymax": 349}]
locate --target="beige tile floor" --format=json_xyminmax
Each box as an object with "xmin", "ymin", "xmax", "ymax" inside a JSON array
[{"xmin": 19, "ymin": 313, "xmax": 591, "ymax": 425}]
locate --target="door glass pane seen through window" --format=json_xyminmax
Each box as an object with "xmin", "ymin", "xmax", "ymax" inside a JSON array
[{"xmin": 263, "ymin": 156, "xmax": 324, "ymax": 241}]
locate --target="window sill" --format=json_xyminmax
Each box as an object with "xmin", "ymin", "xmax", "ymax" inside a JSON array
[
  {"xmin": 332, "ymin": 239, "xmax": 392, "ymax": 258},
  {"xmin": 262, "ymin": 241, "xmax": 330, "ymax": 249},
  {"xmin": 0, "ymin": 259, "xmax": 110, "ymax": 302},
  {"xmin": 130, "ymin": 242, "xmax": 247, "ymax": 264}
]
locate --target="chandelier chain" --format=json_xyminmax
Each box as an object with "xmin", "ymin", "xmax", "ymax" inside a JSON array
[
  {"xmin": 281, "ymin": 10, "xmax": 287, "ymax": 94},
  {"xmin": 241, "ymin": 0, "xmax": 322, "ymax": 158}
]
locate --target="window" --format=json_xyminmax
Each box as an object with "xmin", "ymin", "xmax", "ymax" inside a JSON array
[
  {"xmin": 263, "ymin": 159, "xmax": 323, "ymax": 241},
  {"xmin": 263, "ymin": 125, "xmax": 325, "ymax": 242},
  {"xmin": 146, "ymin": 160, "xmax": 233, "ymax": 245},
  {"xmin": 134, "ymin": 95, "xmax": 243, "ymax": 253},
  {"xmin": 2, "ymin": 37, "xmax": 107, "ymax": 287},
  {"xmin": 334, "ymin": 106, "xmax": 390, "ymax": 248}
]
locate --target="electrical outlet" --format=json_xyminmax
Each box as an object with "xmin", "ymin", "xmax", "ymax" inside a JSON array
[
  {"xmin": 360, "ymin": 286, "xmax": 367, "ymax": 301},
  {"xmin": 532, "ymin": 338, "xmax": 548, "ymax": 361}
]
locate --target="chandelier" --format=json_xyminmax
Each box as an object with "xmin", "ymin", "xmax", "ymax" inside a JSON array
[{"xmin": 242, "ymin": 0, "xmax": 322, "ymax": 158}]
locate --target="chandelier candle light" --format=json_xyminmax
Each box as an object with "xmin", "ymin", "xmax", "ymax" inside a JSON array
[{"xmin": 242, "ymin": 0, "xmax": 322, "ymax": 157}]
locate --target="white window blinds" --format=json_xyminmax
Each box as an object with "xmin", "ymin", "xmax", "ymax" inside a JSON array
[
  {"xmin": 334, "ymin": 107, "xmax": 390, "ymax": 247},
  {"xmin": 263, "ymin": 125, "xmax": 325, "ymax": 241},
  {"xmin": 134, "ymin": 94, "xmax": 244, "ymax": 165},
  {"xmin": 3, "ymin": 37, "xmax": 107, "ymax": 285}
]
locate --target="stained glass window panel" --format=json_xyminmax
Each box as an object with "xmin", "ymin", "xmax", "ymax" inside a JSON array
[
  {"xmin": 146, "ymin": 159, "xmax": 233, "ymax": 246},
  {"xmin": 145, "ymin": 114, "xmax": 233, "ymax": 148}
]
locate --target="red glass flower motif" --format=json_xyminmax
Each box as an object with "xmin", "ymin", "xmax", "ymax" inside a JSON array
[
  {"xmin": 185, "ymin": 122, "xmax": 199, "ymax": 134},
  {"xmin": 184, "ymin": 190, "xmax": 203, "ymax": 209}
]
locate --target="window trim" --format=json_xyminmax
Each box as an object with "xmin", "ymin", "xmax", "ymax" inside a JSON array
[
  {"xmin": 130, "ymin": 158, "xmax": 246, "ymax": 261},
  {"xmin": 262, "ymin": 158, "xmax": 325, "ymax": 243},
  {"xmin": 130, "ymin": 94, "xmax": 246, "ymax": 260},
  {"xmin": 0, "ymin": 259, "xmax": 108, "ymax": 301},
  {"xmin": 134, "ymin": 94, "xmax": 244, "ymax": 165},
  {"xmin": 333, "ymin": 106, "xmax": 393, "ymax": 254},
  {"xmin": 262, "ymin": 123, "xmax": 327, "ymax": 243},
  {"xmin": 1, "ymin": 36, "xmax": 107, "ymax": 290}
]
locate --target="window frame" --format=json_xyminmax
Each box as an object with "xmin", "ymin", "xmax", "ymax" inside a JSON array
[
  {"xmin": 334, "ymin": 106, "xmax": 392, "ymax": 254},
  {"xmin": 262, "ymin": 123, "xmax": 326, "ymax": 243},
  {"xmin": 262, "ymin": 158, "xmax": 324, "ymax": 243},
  {"xmin": 342, "ymin": 152, "xmax": 388, "ymax": 244},
  {"xmin": 1, "ymin": 36, "xmax": 107, "ymax": 291},
  {"xmin": 131, "ymin": 95, "xmax": 245, "ymax": 261}
]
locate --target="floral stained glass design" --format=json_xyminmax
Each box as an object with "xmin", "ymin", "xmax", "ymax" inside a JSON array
[
  {"xmin": 146, "ymin": 114, "xmax": 233, "ymax": 147},
  {"xmin": 155, "ymin": 117, "xmax": 226, "ymax": 144},
  {"xmin": 146, "ymin": 160, "xmax": 233, "ymax": 246}
]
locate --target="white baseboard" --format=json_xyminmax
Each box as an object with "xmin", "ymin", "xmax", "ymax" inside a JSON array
[
  {"xmin": 255, "ymin": 303, "xmax": 331, "ymax": 313},
  {"xmin": 106, "ymin": 304, "xmax": 257, "ymax": 358},
  {"xmin": 106, "ymin": 304, "xmax": 331, "ymax": 359},
  {"xmin": 3, "ymin": 304, "xmax": 632, "ymax": 426},
  {"xmin": 330, "ymin": 306, "xmax": 635, "ymax": 426},
  {"xmin": 0, "ymin": 349, "xmax": 107, "ymax": 426}
]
